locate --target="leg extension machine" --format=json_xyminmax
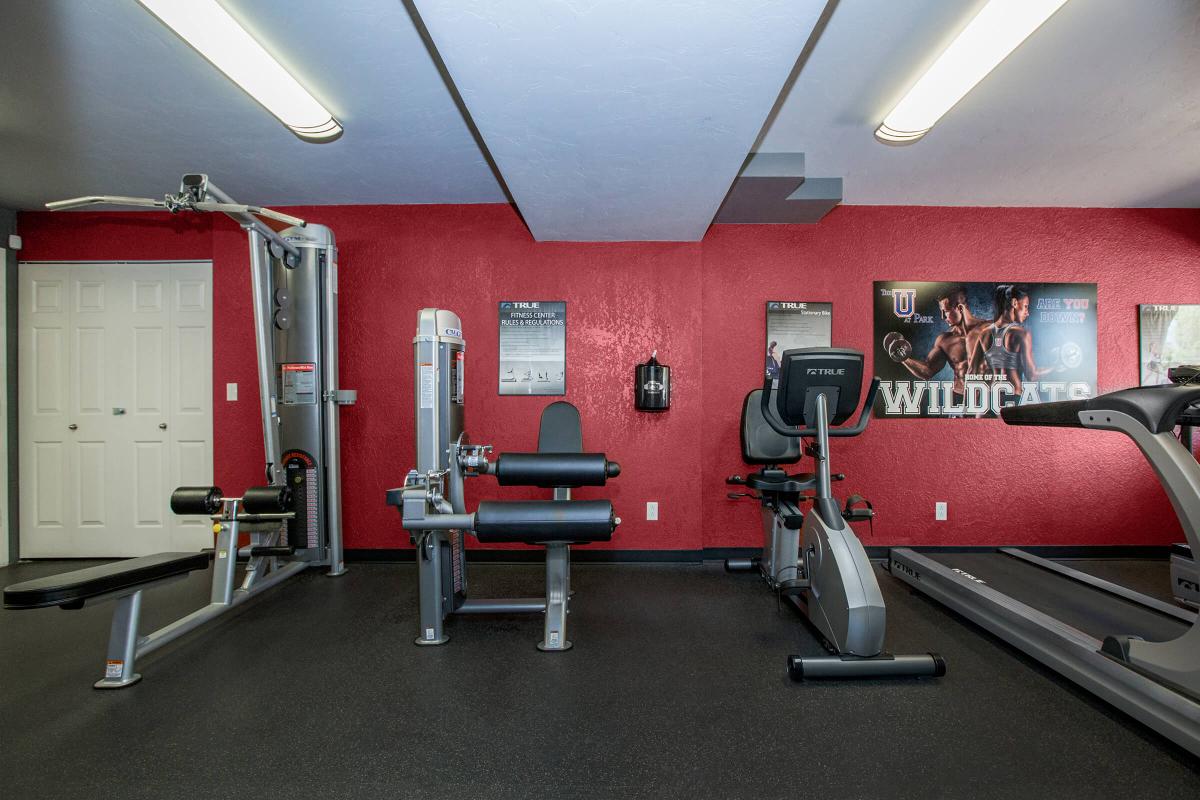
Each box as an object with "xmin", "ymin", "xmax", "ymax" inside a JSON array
[{"xmin": 387, "ymin": 308, "xmax": 620, "ymax": 650}]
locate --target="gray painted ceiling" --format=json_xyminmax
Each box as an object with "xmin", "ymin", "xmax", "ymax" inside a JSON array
[
  {"xmin": 1, "ymin": 0, "xmax": 1198, "ymax": 240},
  {"xmin": 410, "ymin": 0, "xmax": 827, "ymax": 241},
  {"xmin": 759, "ymin": 0, "xmax": 1200, "ymax": 208},
  {"xmin": 0, "ymin": 0, "xmax": 506, "ymax": 209}
]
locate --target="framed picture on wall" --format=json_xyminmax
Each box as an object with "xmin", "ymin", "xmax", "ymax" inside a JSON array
[
  {"xmin": 498, "ymin": 301, "xmax": 567, "ymax": 395},
  {"xmin": 1138, "ymin": 304, "xmax": 1200, "ymax": 386},
  {"xmin": 765, "ymin": 301, "xmax": 832, "ymax": 387},
  {"xmin": 872, "ymin": 281, "xmax": 1098, "ymax": 419}
]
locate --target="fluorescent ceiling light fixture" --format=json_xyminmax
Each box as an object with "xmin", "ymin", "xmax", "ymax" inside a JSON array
[
  {"xmin": 137, "ymin": 0, "xmax": 342, "ymax": 142},
  {"xmin": 876, "ymin": 0, "xmax": 1070, "ymax": 144}
]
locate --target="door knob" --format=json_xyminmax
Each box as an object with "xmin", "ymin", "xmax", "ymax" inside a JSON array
[
  {"xmin": 159, "ymin": 423, "xmax": 168, "ymax": 430},
  {"xmin": 68, "ymin": 424, "xmax": 78, "ymax": 430}
]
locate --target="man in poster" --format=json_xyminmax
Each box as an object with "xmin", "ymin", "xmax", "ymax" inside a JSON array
[
  {"xmin": 873, "ymin": 281, "xmax": 1097, "ymax": 419},
  {"xmin": 882, "ymin": 285, "xmax": 988, "ymax": 412}
]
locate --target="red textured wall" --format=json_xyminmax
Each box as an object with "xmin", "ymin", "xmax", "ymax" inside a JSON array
[
  {"xmin": 700, "ymin": 208, "xmax": 1200, "ymax": 547},
  {"xmin": 19, "ymin": 205, "xmax": 1200, "ymax": 550}
]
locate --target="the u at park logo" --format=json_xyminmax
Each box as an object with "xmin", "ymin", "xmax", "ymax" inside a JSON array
[{"xmin": 893, "ymin": 289, "xmax": 916, "ymax": 318}]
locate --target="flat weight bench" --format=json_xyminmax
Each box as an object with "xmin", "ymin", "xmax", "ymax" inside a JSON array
[
  {"xmin": 4, "ymin": 553, "xmax": 212, "ymax": 688},
  {"xmin": 4, "ymin": 552, "xmax": 211, "ymax": 610},
  {"xmin": 3, "ymin": 484, "xmax": 302, "ymax": 688}
]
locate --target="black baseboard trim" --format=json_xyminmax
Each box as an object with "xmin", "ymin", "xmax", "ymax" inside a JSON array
[
  {"xmin": 346, "ymin": 548, "xmax": 735, "ymax": 564},
  {"xmin": 346, "ymin": 545, "xmax": 1179, "ymax": 564}
]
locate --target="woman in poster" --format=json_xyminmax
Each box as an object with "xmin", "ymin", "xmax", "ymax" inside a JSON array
[{"xmin": 968, "ymin": 284, "xmax": 1055, "ymax": 401}]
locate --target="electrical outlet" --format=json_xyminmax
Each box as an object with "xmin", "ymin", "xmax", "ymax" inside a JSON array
[
  {"xmin": 935, "ymin": 501, "xmax": 948, "ymax": 521},
  {"xmin": 646, "ymin": 501, "xmax": 659, "ymax": 521},
  {"xmin": 226, "ymin": 383, "xmax": 238, "ymax": 401}
]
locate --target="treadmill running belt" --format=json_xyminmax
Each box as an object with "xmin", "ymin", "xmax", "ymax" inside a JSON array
[{"xmin": 924, "ymin": 552, "xmax": 1186, "ymax": 644}]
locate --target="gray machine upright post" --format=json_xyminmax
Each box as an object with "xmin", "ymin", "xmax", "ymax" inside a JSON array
[
  {"xmin": 248, "ymin": 228, "xmax": 284, "ymax": 486},
  {"xmin": 321, "ymin": 245, "xmax": 347, "ymax": 575},
  {"xmin": 540, "ymin": 483, "xmax": 573, "ymax": 651},
  {"xmin": 800, "ymin": 392, "xmax": 885, "ymax": 657},
  {"xmin": 412, "ymin": 309, "xmax": 467, "ymax": 645}
]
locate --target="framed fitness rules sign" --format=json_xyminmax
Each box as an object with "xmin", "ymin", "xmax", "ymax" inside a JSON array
[{"xmin": 498, "ymin": 301, "xmax": 567, "ymax": 395}]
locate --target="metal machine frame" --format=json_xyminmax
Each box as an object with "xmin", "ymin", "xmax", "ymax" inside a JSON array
[
  {"xmin": 388, "ymin": 308, "xmax": 619, "ymax": 650},
  {"xmin": 97, "ymin": 489, "xmax": 304, "ymax": 688},
  {"xmin": 891, "ymin": 393, "xmax": 1200, "ymax": 755},
  {"xmin": 4, "ymin": 175, "xmax": 355, "ymax": 686},
  {"xmin": 47, "ymin": 174, "xmax": 354, "ymax": 571}
]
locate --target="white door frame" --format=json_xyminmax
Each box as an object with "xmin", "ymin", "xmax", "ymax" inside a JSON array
[{"xmin": 18, "ymin": 260, "xmax": 214, "ymax": 557}]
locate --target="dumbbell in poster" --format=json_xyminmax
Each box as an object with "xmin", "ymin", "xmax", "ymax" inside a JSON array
[
  {"xmin": 498, "ymin": 301, "xmax": 566, "ymax": 395},
  {"xmin": 873, "ymin": 281, "xmax": 1097, "ymax": 419},
  {"xmin": 766, "ymin": 301, "xmax": 832, "ymax": 387},
  {"xmin": 1138, "ymin": 305, "xmax": 1200, "ymax": 386}
]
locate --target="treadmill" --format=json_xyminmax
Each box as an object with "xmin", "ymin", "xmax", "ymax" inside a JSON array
[{"xmin": 890, "ymin": 382, "xmax": 1200, "ymax": 756}]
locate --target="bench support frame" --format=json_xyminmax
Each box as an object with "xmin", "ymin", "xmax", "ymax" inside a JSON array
[{"xmin": 93, "ymin": 507, "xmax": 307, "ymax": 688}]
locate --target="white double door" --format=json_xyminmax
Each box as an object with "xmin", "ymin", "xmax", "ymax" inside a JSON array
[{"xmin": 20, "ymin": 261, "xmax": 214, "ymax": 557}]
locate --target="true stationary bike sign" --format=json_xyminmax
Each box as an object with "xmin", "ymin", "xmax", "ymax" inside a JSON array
[
  {"xmin": 498, "ymin": 301, "xmax": 566, "ymax": 395},
  {"xmin": 765, "ymin": 301, "xmax": 832, "ymax": 387},
  {"xmin": 873, "ymin": 281, "xmax": 1097, "ymax": 419}
]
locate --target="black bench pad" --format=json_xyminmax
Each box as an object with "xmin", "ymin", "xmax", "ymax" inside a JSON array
[{"xmin": 4, "ymin": 552, "xmax": 211, "ymax": 610}]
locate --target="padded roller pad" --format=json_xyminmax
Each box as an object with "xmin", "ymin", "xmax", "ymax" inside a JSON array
[
  {"xmin": 474, "ymin": 500, "xmax": 615, "ymax": 544},
  {"xmin": 171, "ymin": 486, "xmax": 223, "ymax": 516},
  {"xmin": 4, "ymin": 552, "xmax": 212, "ymax": 610},
  {"xmin": 242, "ymin": 485, "xmax": 292, "ymax": 514},
  {"xmin": 493, "ymin": 452, "xmax": 617, "ymax": 488}
]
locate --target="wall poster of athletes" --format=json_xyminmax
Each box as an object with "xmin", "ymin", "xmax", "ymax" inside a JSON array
[
  {"xmin": 1138, "ymin": 305, "xmax": 1200, "ymax": 386},
  {"xmin": 873, "ymin": 281, "xmax": 1098, "ymax": 419}
]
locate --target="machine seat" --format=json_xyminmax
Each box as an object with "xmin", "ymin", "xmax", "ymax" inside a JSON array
[
  {"xmin": 746, "ymin": 470, "xmax": 816, "ymax": 494},
  {"xmin": 474, "ymin": 500, "xmax": 615, "ymax": 545},
  {"xmin": 741, "ymin": 389, "xmax": 802, "ymax": 465},
  {"xmin": 1002, "ymin": 385, "xmax": 1200, "ymax": 434},
  {"xmin": 3, "ymin": 552, "xmax": 212, "ymax": 610}
]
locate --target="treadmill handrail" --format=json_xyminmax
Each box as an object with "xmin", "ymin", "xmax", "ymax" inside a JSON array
[{"xmin": 1003, "ymin": 384, "xmax": 1200, "ymax": 434}]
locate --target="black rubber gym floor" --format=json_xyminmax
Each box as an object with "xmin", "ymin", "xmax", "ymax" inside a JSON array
[{"xmin": 1, "ymin": 558, "xmax": 1198, "ymax": 799}]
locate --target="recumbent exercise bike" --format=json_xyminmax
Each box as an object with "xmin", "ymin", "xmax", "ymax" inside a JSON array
[{"xmin": 725, "ymin": 347, "xmax": 945, "ymax": 679}]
